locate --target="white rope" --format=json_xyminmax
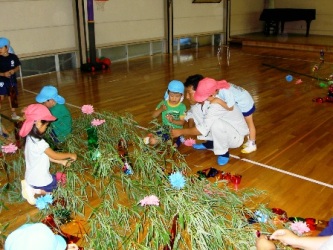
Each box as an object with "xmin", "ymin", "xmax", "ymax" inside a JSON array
[{"xmin": 230, "ymin": 154, "xmax": 333, "ymax": 189}]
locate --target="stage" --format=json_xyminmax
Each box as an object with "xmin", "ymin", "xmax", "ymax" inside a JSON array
[{"xmin": 230, "ymin": 32, "xmax": 333, "ymax": 53}]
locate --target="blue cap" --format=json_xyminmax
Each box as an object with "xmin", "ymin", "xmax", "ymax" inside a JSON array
[
  {"xmin": 164, "ymin": 80, "xmax": 184, "ymax": 100},
  {"xmin": 0, "ymin": 37, "xmax": 9, "ymax": 48},
  {"xmin": 36, "ymin": 85, "xmax": 65, "ymax": 104},
  {"xmin": 4, "ymin": 223, "xmax": 67, "ymax": 250}
]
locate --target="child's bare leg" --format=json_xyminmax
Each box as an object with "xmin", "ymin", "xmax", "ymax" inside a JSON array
[
  {"xmin": 245, "ymin": 114, "xmax": 256, "ymax": 142},
  {"xmin": 241, "ymin": 114, "xmax": 257, "ymax": 154}
]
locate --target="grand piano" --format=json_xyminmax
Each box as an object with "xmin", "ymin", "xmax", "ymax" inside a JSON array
[{"xmin": 259, "ymin": 8, "xmax": 316, "ymax": 36}]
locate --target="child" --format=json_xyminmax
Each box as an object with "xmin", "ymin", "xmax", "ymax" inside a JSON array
[
  {"xmin": 0, "ymin": 37, "xmax": 21, "ymax": 120},
  {"xmin": 195, "ymin": 77, "xmax": 256, "ymax": 154},
  {"xmin": 192, "ymin": 77, "xmax": 249, "ymax": 165},
  {"xmin": 4, "ymin": 223, "xmax": 79, "ymax": 250},
  {"xmin": 213, "ymin": 79, "xmax": 257, "ymax": 154},
  {"xmin": 19, "ymin": 104, "xmax": 77, "ymax": 205},
  {"xmin": 150, "ymin": 80, "xmax": 186, "ymax": 147},
  {"xmin": 36, "ymin": 85, "xmax": 72, "ymax": 143}
]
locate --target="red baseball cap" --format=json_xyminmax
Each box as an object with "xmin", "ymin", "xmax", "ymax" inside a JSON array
[{"xmin": 194, "ymin": 77, "xmax": 230, "ymax": 102}]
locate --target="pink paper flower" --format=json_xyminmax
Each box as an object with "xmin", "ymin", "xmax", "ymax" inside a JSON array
[
  {"xmin": 290, "ymin": 221, "xmax": 310, "ymax": 236},
  {"xmin": 295, "ymin": 79, "xmax": 303, "ymax": 84},
  {"xmin": 81, "ymin": 104, "xmax": 94, "ymax": 114},
  {"xmin": 91, "ymin": 119, "xmax": 105, "ymax": 126},
  {"xmin": 1, "ymin": 143, "xmax": 18, "ymax": 154},
  {"xmin": 139, "ymin": 195, "xmax": 160, "ymax": 206},
  {"xmin": 184, "ymin": 138, "xmax": 196, "ymax": 146}
]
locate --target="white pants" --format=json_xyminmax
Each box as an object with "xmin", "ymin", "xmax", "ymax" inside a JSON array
[{"xmin": 210, "ymin": 118, "xmax": 244, "ymax": 155}]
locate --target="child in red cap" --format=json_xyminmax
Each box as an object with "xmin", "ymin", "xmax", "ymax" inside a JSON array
[{"xmin": 19, "ymin": 104, "xmax": 77, "ymax": 205}]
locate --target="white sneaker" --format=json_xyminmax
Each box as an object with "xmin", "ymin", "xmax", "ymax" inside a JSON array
[
  {"xmin": 242, "ymin": 140, "xmax": 250, "ymax": 148},
  {"xmin": 21, "ymin": 180, "xmax": 36, "ymax": 205},
  {"xmin": 241, "ymin": 144, "xmax": 257, "ymax": 154},
  {"xmin": 11, "ymin": 114, "xmax": 20, "ymax": 120}
]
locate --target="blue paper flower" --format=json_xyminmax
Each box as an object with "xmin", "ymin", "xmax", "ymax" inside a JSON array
[
  {"xmin": 43, "ymin": 194, "xmax": 53, "ymax": 204},
  {"xmin": 285, "ymin": 74, "xmax": 293, "ymax": 82},
  {"xmin": 169, "ymin": 171, "xmax": 186, "ymax": 190},
  {"xmin": 35, "ymin": 194, "xmax": 53, "ymax": 210}
]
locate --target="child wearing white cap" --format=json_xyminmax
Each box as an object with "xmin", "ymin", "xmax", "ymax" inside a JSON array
[
  {"xmin": 19, "ymin": 104, "xmax": 77, "ymax": 205},
  {"xmin": 149, "ymin": 80, "xmax": 186, "ymax": 147},
  {"xmin": 36, "ymin": 85, "xmax": 72, "ymax": 143},
  {"xmin": 0, "ymin": 37, "xmax": 21, "ymax": 120},
  {"xmin": 4, "ymin": 223, "xmax": 79, "ymax": 250}
]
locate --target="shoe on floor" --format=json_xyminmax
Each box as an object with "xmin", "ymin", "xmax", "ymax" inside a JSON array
[
  {"xmin": 242, "ymin": 140, "xmax": 250, "ymax": 148},
  {"xmin": 193, "ymin": 143, "xmax": 208, "ymax": 150},
  {"xmin": 11, "ymin": 114, "xmax": 21, "ymax": 120},
  {"xmin": 217, "ymin": 155, "xmax": 229, "ymax": 166},
  {"xmin": 193, "ymin": 141, "xmax": 214, "ymax": 150},
  {"xmin": 21, "ymin": 180, "xmax": 36, "ymax": 205},
  {"xmin": 241, "ymin": 144, "xmax": 257, "ymax": 154}
]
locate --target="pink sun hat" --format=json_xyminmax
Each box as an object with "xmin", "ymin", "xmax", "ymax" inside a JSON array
[
  {"xmin": 19, "ymin": 104, "xmax": 56, "ymax": 137},
  {"xmin": 194, "ymin": 77, "xmax": 230, "ymax": 102}
]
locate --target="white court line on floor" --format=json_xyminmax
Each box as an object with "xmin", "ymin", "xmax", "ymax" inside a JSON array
[
  {"xmin": 23, "ymin": 89, "xmax": 333, "ymax": 189},
  {"xmin": 230, "ymin": 154, "xmax": 333, "ymax": 189}
]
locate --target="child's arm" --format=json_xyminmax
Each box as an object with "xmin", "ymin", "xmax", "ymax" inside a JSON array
[
  {"xmin": 152, "ymin": 103, "xmax": 167, "ymax": 119},
  {"xmin": 211, "ymin": 98, "xmax": 233, "ymax": 111},
  {"xmin": 45, "ymin": 148, "xmax": 77, "ymax": 166},
  {"xmin": 2, "ymin": 66, "xmax": 20, "ymax": 78},
  {"xmin": 166, "ymin": 115, "xmax": 185, "ymax": 126}
]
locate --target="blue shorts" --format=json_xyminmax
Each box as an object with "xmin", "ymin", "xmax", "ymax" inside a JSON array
[
  {"xmin": 242, "ymin": 104, "xmax": 255, "ymax": 117},
  {"xmin": 32, "ymin": 174, "xmax": 58, "ymax": 192}
]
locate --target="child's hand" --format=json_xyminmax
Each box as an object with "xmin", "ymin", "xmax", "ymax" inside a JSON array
[
  {"xmin": 166, "ymin": 114, "xmax": 173, "ymax": 123},
  {"xmin": 67, "ymin": 243, "xmax": 79, "ymax": 250},
  {"xmin": 69, "ymin": 153, "xmax": 77, "ymax": 161},
  {"xmin": 160, "ymin": 104, "xmax": 167, "ymax": 112},
  {"xmin": 4, "ymin": 71, "xmax": 12, "ymax": 78}
]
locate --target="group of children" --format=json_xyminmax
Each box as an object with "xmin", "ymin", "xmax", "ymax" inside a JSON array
[{"xmin": 151, "ymin": 75, "xmax": 257, "ymax": 154}]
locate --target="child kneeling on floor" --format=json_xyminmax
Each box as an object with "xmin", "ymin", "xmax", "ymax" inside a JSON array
[{"xmin": 19, "ymin": 104, "xmax": 77, "ymax": 205}]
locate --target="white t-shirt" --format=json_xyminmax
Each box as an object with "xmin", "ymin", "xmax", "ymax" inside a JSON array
[
  {"xmin": 24, "ymin": 136, "xmax": 52, "ymax": 187},
  {"xmin": 217, "ymin": 83, "xmax": 254, "ymax": 113},
  {"xmin": 320, "ymin": 236, "xmax": 333, "ymax": 250},
  {"xmin": 185, "ymin": 101, "xmax": 249, "ymax": 139}
]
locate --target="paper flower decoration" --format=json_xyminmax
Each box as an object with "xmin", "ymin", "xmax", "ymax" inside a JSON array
[
  {"xmin": 81, "ymin": 104, "xmax": 94, "ymax": 114},
  {"xmin": 295, "ymin": 79, "xmax": 303, "ymax": 84},
  {"xmin": 35, "ymin": 194, "xmax": 53, "ymax": 210},
  {"xmin": 169, "ymin": 171, "xmax": 186, "ymax": 190},
  {"xmin": 184, "ymin": 138, "xmax": 196, "ymax": 146},
  {"xmin": 139, "ymin": 195, "xmax": 160, "ymax": 206},
  {"xmin": 254, "ymin": 210, "xmax": 269, "ymax": 223},
  {"xmin": 285, "ymin": 75, "xmax": 293, "ymax": 82},
  {"xmin": 290, "ymin": 221, "xmax": 310, "ymax": 236},
  {"xmin": 91, "ymin": 119, "xmax": 105, "ymax": 126},
  {"xmin": 56, "ymin": 172, "xmax": 67, "ymax": 184},
  {"xmin": 1, "ymin": 143, "xmax": 18, "ymax": 154}
]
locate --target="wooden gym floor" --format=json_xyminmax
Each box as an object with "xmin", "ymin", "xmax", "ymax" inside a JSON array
[{"xmin": 1, "ymin": 33, "xmax": 333, "ymax": 241}]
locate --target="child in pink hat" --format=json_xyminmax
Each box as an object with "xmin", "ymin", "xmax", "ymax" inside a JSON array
[
  {"xmin": 194, "ymin": 77, "xmax": 257, "ymax": 154},
  {"xmin": 19, "ymin": 104, "xmax": 77, "ymax": 205}
]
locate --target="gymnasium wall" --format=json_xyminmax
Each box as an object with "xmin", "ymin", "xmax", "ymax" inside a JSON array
[
  {"xmin": 275, "ymin": 0, "xmax": 333, "ymax": 36},
  {"xmin": 1, "ymin": 0, "xmax": 332, "ymax": 60},
  {"xmin": 0, "ymin": 0, "xmax": 76, "ymax": 57}
]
